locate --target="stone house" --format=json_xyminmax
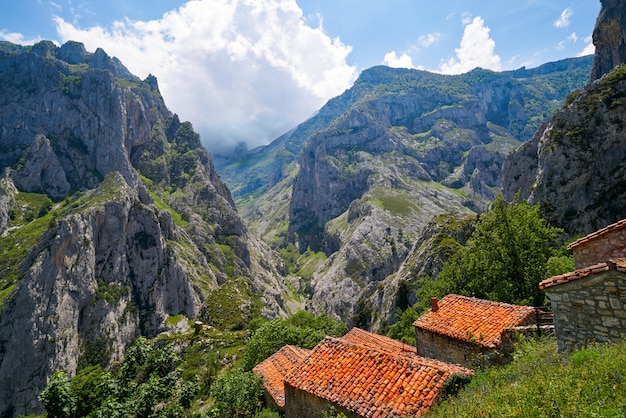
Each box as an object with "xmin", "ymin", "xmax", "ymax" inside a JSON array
[
  {"xmin": 412, "ymin": 294, "xmax": 539, "ymax": 368},
  {"xmin": 254, "ymin": 328, "xmax": 472, "ymax": 417},
  {"xmin": 539, "ymin": 219, "xmax": 626, "ymax": 352}
]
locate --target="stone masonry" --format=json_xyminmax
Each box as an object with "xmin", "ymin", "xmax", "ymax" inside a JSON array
[
  {"xmin": 569, "ymin": 219, "xmax": 626, "ymax": 269},
  {"xmin": 541, "ymin": 269, "xmax": 626, "ymax": 352}
]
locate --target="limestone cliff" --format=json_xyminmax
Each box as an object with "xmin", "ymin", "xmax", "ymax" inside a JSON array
[
  {"xmin": 503, "ymin": 65, "xmax": 626, "ymax": 235},
  {"xmin": 504, "ymin": 0, "xmax": 626, "ymax": 236},
  {"xmin": 280, "ymin": 62, "xmax": 591, "ymax": 327},
  {"xmin": 591, "ymin": 0, "xmax": 626, "ymax": 82},
  {"xmin": 0, "ymin": 41, "xmax": 287, "ymax": 417}
]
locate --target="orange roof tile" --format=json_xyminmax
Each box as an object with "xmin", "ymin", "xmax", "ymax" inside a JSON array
[
  {"xmin": 539, "ymin": 258, "xmax": 626, "ymax": 290},
  {"xmin": 252, "ymin": 345, "xmax": 312, "ymax": 408},
  {"xmin": 412, "ymin": 294, "xmax": 536, "ymax": 348},
  {"xmin": 567, "ymin": 218, "xmax": 626, "ymax": 250},
  {"xmin": 284, "ymin": 336, "xmax": 472, "ymax": 418},
  {"xmin": 341, "ymin": 327, "xmax": 417, "ymax": 356}
]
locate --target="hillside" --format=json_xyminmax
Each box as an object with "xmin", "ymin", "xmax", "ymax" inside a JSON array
[
  {"xmin": 0, "ymin": 41, "xmax": 290, "ymax": 416},
  {"xmin": 217, "ymin": 57, "xmax": 593, "ymax": 329}
]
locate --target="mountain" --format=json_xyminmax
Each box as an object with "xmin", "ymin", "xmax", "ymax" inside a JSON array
[
  {"xmin": 503, "ymin": 0, "xmax": 626, "ymax": 236},
  {"xmin": 0, "ymin": 41, "xmax": 289, "ymax": 417},
  {"xmin": 215, "ymin": 57, "xmax": 593, "ymax": 330}
]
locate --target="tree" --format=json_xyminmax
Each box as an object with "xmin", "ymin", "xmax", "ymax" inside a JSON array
[
  {"xmin": 209, "ymin": 369, "xmax": 263, "ymax": 418},
  {"xmin": 39, "ymin": 370, "xmax": 75, "ymax": 418},
  {"xmin": 418, "ymin": 194, "xmax": 562, "ymax": 307},
  {"xmin": 241, "ymin": 311, "xmax": 347, "ymax": 370}
]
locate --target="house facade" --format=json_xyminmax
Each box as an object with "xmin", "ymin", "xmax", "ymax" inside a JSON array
[
  {"xmin": 540, "ymin": 219, "xmax": 626, "ymax": 352},
  {"xmin": 413, "ymin": 294, "xmax": 538, "ymax": 368}
]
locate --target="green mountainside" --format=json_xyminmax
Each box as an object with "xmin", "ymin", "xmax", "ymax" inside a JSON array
[{"xmin": 213, "ymin": 56, "xmax": 593, "ymax": 330}]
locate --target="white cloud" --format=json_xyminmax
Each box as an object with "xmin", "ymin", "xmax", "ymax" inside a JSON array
[
  {"xmin": 0, "ymin": 30, "xmax": 45, "ymax": 45},
  {"xmin": 554, "ymin": 7, "xmax": 573, "ymax": 29},
  {"xmin": 418, "ymin": 32, "xmax": 441, "ymax": 48},
  {"xmin": 53, "ymin": 0, "xmax": 357, "ymax": 152},
  {"xmin": 439, "ymin": 16, "xmax": 501, "ymax": 74},
  {"xmin": 578, "ymin": 35, "xmax": 595, "ymax": 56},
  {"xmin": 383, "ymin": 51, "xmax": 415, "ymax": 69}
]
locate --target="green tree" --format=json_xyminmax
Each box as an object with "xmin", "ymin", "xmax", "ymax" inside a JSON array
[
  {"xmin": 241, "ymin": 311, "xmax": 347, "ymax": 370},
  {"xmin": 386, "ymin": 306, "xmax": 419, "ymax": 345},
  {"xmin": 39, "ymin": 370, "xmax": 75, "ymax": 418},
  {"xmin": 209, "ymin": 369, "xmax": 263, "ymax": 418},
  {"xmin": 419, "ymin": 194, "xmax": 562, "ymax": 307}
]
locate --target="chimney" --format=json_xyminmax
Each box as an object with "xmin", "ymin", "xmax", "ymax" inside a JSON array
[{"xmin": 430, "ymin": 297, "xmax": 439, "ymax": 312}]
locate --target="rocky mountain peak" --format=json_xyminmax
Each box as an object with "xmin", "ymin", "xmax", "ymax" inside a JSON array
[
  {"xmin": 0, "ymin": 41, "xmax": 288, "ymax": 417},
  {"xmin": 591, "ymin": 0, "xmax": 626, "ymax": 81}
]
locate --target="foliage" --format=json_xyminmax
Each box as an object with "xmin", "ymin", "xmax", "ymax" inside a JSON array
[
  {"xmin": 39, "ymin": 370, "xmax": 75, "ymax": 418},
  {"xmin": 40, "ymin": 337, "xmax": 194, "ymax": 418},
  {"xmin": 417, "ymin": 194, "xmax": 562, "ymax": 308},
  {"xmin": 241, "ymin": 311, "xmax": 348, "ymax": 370},
  {"xmin": 386, "ymin": 306, "xmax": 419, "ymax": 345},
  {"xmin": 208, "ymin": 369, "xmax": 263, "ymax": 418},
  {"xmin": 427, "ymin": 338, "xmax": 626, "ymax": 417}
]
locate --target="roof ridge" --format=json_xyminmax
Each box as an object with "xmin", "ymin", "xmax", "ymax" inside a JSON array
[
  {"xmin": 568, "ymin": 218, "xmax": 626, "ymax": 250},
  {"xmin": 540, "ymin": 258, "xmax": 626, "ymax": 289}
]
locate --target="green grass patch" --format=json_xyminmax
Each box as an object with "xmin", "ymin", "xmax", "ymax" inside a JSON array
[
  {"xmin": 428, "ymin": 337, "xmax": 626, "ymax": 417},
  {"xmin": 0, "ymin": 209, "xmax": 57, "ymax": 306}
]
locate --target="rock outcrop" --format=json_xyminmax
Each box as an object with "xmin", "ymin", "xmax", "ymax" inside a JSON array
[
  {"xmin": 278, "ymin": 62, "xmax": 592, "ymax": 327},
  {"xmin": 591, "ymin": 0, "xmax": 626, "ymax": 82},
  {"xmin": 0, "ymin": 41, "xmax": 288, "ymax": 417},
  {"xmin": 504, "ymin": 0, "xmax": 626, "ymax": 236},
  {"xmin": 503, "ymin": 65, "xmax": 626, "ymax": 235}
]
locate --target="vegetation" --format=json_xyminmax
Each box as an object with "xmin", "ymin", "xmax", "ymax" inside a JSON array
[
  {"xmin": 428, "ymin": 337, "xmax": 626, "ymax": 417},
  {"xmin": 417, "ymin": 194, "xmax": 570, "ymax": 308},
  {"xmin": 241, "ymin": 310, "xmax": 347, "ymax": 370}
]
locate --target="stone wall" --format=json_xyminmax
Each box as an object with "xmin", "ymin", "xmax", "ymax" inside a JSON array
[
  {"xmin": 571, "ymin": 226, "xmax": 626, "ymax": 269},
  {"xmin": 544, "ymin": 271, "xmax": 626, "ymax": 352},
  {"xmin": 415, "ymin": 315, "xmax": 538, "ymax": 368},
  {"xmin": 284, "ymin": 384, "xmax": 358, "ymax": 418}
]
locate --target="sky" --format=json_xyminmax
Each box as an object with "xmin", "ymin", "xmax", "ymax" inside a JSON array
[{"xmin": 0, "ymin": 0, "xmax": 601, "ymax": 154}]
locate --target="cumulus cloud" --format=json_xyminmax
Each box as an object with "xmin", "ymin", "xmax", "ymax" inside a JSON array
[
  {"xmin": 418, "ymin": 32, "xmax": 441, "ymax": 48},
  {"xmin": 54, "ymin": 0, "xmax": 357, "ymax": 152},
  {"xmin": 382, "ymin": 51, "xmax": 415, "ymax": 69},
  {"xmin": 578, "ymin": 35, "xmax": 595, "ymax": 56},
  {"xmin": 554, "ymin": 8, "xmax": 573, "ymax": 29},
  {"xmin": 439, "ymin": 16, "xmax": 501, "ymax": 74},
  {"xmin": 0, "ymin": 30, "xmax": 45, "ymax": 45}
]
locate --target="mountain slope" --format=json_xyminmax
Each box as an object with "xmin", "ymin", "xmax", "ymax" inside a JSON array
[
  {"xmin": 503, "ymin": 0, "xmax": 626, "ymax": 236},
  {"xmin": 0, "ymin": 41, "xmax": 288, "ymax": 417},
  {"xmin": 222, "ymin": 58, "xmax": 593, "ymax": 329}
]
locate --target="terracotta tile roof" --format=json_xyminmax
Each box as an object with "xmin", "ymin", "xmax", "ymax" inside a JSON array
[
  {"xmin": 412, "ymin": 294, "xmax": 536, "ymax": 348},
  {"xmin": 567, "ymin": 218, "xmax": 626, "ymax": 250},
  {"xmin": 341, "ymin": 327, "xmax": 417, "ymax": 355},
  {"xmin": 539, "ymin": 258, "xmax": 626, "ymax": 290},
  {"xmin": 284, "ymin": 336, "xmax": 472, "ymax": 418},
  {"xmin": 252, "ymin": 345, "xmax": 312, "ymax": 408}
]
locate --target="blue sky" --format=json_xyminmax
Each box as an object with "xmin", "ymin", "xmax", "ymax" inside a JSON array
[{"xmin": 0, "ymin": 0, "xmax": 601, "ymax": 152}]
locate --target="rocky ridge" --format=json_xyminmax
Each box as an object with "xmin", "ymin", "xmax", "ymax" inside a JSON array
[
  {"xmin": 503, "ymin": 0, "xmax": 626, "ymax": 236},
  {"xmin": 234, "ymin": 59, "xmax": 592, "ymax": 328},
  {"xmin": 0, "ymin": 41, "xmax": 288, "ymax": 417}
]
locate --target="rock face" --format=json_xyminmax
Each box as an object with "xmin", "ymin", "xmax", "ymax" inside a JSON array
[
  {"xmin": 591, "ymin": 0, "xmax": 626, "ymax": 82},
  {"xmin": 269, "ymin": 61, "xmax": 591, "ymax": 327},
  {"xmin": 503, "ymin": 66, "xmax": 626, "ymax": 235},
  {"xmin": 504, "ymin": 0, "xmax": 626, "ymax": 236},
  {"xmin": 0, "ymin": 41, "xmax": 287, "ymax": 417}
]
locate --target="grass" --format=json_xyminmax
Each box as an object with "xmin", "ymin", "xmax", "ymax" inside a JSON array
[{"xmin": 428, "ymin": 337, "xmax": 626, "ymax": 417}]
